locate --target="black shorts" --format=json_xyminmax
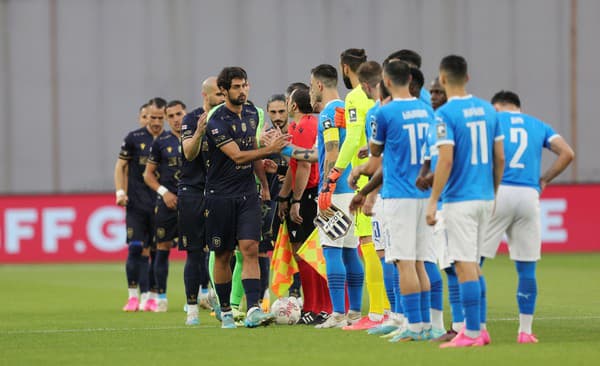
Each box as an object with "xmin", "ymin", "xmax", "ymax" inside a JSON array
[
  {"xmin": 205, "ymin": 194, "xmax": 261, "ymax": 254},
  {"xmin": 286, "ymin": 187, "xmax": 318, "ymax": 244},
  {"xmin": 177, "ymin": 191, "xmax": 206, "ymax": 252},
  {"xmin": 154, "ymin": 196, "xmax": 178, "ymax": 245},
  {"xmin": 126, "ymin": 206, "xmax": 155, "ymax": 248}
]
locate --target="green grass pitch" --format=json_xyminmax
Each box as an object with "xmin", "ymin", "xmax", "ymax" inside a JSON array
[{"xmin": 1, "ymin": 254, "xmax": 600, "ymax": 365}]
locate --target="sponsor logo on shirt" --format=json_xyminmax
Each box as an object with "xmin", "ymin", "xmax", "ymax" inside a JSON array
[{"xmin": 349, "ymin": 108, "xmax": 357, "ymax": 122}]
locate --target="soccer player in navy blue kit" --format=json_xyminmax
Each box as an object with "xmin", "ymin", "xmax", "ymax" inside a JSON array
[
  {"xmin": 179, "ymin": 76, "xmax": 225, "ymax": 325},
  {"xmin": 426, "ymin": 55, "xmax": 505, "ymax": 348},
  {"xmin": 115, "ymin": 98, "xmax": 166, "ymax": 312},
  {"xmin": 205, "ymin": 67, "xmax": 288, "ymax": 328},
  {"xmin": 143, "ymin": 100, "xmax": 187, "ymax": 312},
  {"xmin": 481, "ymin": 91, "xmax": 574, "ymax": 343}
]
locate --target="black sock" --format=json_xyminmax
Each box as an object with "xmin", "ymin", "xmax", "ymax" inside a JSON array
[
  {"xmin": 126, "ymin": 244, "xmax": 142, "ymax": 287},
  {"xmin": 242, "ymin": 278, "xmax": 261, "ymax": 310},
  {"xmin": 149, "ymin": 249, "xmax": 157, "ymax": 292},
  {"xmin": 155, "ymin": 249, "xmax": 170, "ymax": 294},
  {"xmin": 184, "ymin": 250, "xmax": 203, "ymax": 304},
  {"xmin": 215, "ymin": 281, "xmax": 232, "ymax": 312},
  {"xmin": 138, "ymin": 255, "xmax": 150, "ymax": 293},
  {"xmin": 289, "ymin": 272, "xmax": 301, "ymax": 298},
  {"xmin": 258, "ymin": 257, "xmax": 270, "ymax": 300}
]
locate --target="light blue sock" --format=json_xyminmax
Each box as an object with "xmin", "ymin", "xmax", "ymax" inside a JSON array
[
  {"xmin": 420, "ymin": 291, "xmax": 431, "ymax": 323},
  {"xmin": 401, "ymin": 293, "xmax": 422, "ymax": 326},
  {"xmin": 393, "ymin": 266, "xmax": 403, "ymax": 315},
  {"xmin": 515, "ymin": 261, "xmax": 537, "ymax": 314},
  {"xmin": 323, "ymin": 246, "xmax": 346, "ymax": 314},
  {"xmin": 460, "ymin": 280, "xmax": 481, "ymax": 332},
  {"xmin": 479, "ymin": 275, "xmax": 487, "ymax": 325},
  {"xmin": 381, "ymin": 258, "xmax": 396, "ymax": 310},
  {"xmin": 425, "ymin": 261, "xmax": 443, "ymax": 311},
  {"xmin": 445, "ymin": 265, "xmax": 463, "ymax": 323},
  {"xmin": 342, "ymin": 247, "xmax": 364, "ymax": 312}
]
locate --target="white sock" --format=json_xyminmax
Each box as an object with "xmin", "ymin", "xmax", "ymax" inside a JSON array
[
  {"xmin": 368, "ymin": 312, "xmax": 384, "ymax": 322},
  {"xmin": 128, "ymin": 288, "xmax": 138, "ymax": 299},
  {"xmin": 519, "ymin": 314, "xmax": 533, "ymax": 334},
  {"xmin": 452, "ymin": 322, "xmax": 463, "ymax": 332},
  {"xmin": 149, "ymin": 292, "xmax": 158, "ymax": 300},
  {"xmin": 464, "ymin": 329, "xmax": 480, "ymax": 339},
  {"xmin": 187, "ymin": 304, "xmax": 198, "ymax": 315},
  {"xmin": 408, "ymin": 322, "xmax": 422, "ymax": 333},
  {"xmin": 431, "ymin": 309, "xmax": 445, "ymax": 330},
  {"xmin": 480, "ymin": 322, "xmax": 487, "ymax": 330}
]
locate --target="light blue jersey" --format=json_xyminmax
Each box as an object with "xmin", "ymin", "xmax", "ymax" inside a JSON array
[
  {"xmin": 498, "ymin": 111, "xmax": 558, "ymax": 191},
  {"xmin": 318, "ymin": 99, "xmax": 352, "ymax": 193},
  {"xmin": 420, "ymin": 87, "xmax": 431, "ymax": 106},
  {"xmin": 434, "ymin": 95, "xmax": 504, "ymax": 203},
  {"xmin": 372, "ymin": 97, "xmax": 434, "ymax": 199},
  {"xmin": 365, "ymin": 100, "xmax": 380, "ymax": 146}
]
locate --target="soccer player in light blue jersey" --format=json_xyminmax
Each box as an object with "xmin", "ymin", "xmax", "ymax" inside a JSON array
[
  {"xmin": 426, "ymin": 55, "xmax": 505, "ymax": 348},
  {"xmin": 385, "ymin": 49, "xmax": 431, "ymax": 106},
  {"xmin": 367, "ymin": 60, "xmax": 436, "ymax": 342},
  {"xmin": 481, "ymin": 91, "xmax": 574, "ymax": 344},
  {"xmin": 309, "ymin": 64, "xmax": 365, "ymax": 329}
]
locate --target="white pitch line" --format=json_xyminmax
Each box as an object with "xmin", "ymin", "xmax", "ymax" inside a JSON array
[{"xmin": 2, "ymin": 316, "xmax": 600, "ymax": 335}]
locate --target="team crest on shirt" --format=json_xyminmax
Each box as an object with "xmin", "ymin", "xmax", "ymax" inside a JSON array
[
  {"xmin": 232, "ymin": 124, "xmax": 237, "ymax": 132},
  {"xmin": 436, "ymin": 122, "xmax": 447, "ymax": 139},
  {"xmin": 167, "ymin": 146, "xmax": 172, "ymax": 153},
  {"xmin": 241, "ymin": 122, "xmax": 247, "ymax": 132},
  {"xmin": 348, "ymin": 108, "xmax": 357, "ymax": 122},
  {"xmin": 140, "ymin": 143, "xmax": 146, "ymax": 150},
  {"xmin": 204, "ymin": 209, "xmax": 210, "ymax": 218},
  {"xmin": 212, "ymin": 236, "xmax": 222, "ymax": 248},
  {"xmin": 127, "ymin": 227, "xmax": 133, "ymax": 239},
  {"xmin": 211, "ymin": 128, "xmax": 219, "ymax": 134},
  {"xmin": 157, "ymin": 227, "xmax": 165, "ymax": 239}
]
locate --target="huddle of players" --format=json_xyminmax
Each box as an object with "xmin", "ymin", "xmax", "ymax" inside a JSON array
[{"xmin": 115, "ymin": 47, "xmax": 574, "ymax": 341}]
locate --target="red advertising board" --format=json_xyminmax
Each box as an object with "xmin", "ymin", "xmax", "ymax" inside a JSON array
[
  {"xmin": 0, "ymin": 185, "xmax": 598, "ymax": 263},
  {"xmin": 0, "ymin": 193, "xmax": 185, "ymax": 263}
]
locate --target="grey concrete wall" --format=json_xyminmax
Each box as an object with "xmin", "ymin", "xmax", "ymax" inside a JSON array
[{"xmin": 0, "ymin": 0, "xmax": 597, "ymax": 193}]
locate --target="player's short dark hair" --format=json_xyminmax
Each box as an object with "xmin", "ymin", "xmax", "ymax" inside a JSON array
[
  {"xmin": 357, "ymin": 61, "xmax": 383, "ymax": 88},
  {"xmin": 139, "ymin": 102, "xmax": 148, "ymax": 112},
  {"xmin": 383, "ymin": 60, "xmax": 411, "ymax": 87},
  {"xmin": 385, "ymin": 49, "xmax": 422, "ymax": 68},
  {"xmin": 409, "ymin": 67, "xmax": 424, "ymax": 91},
  {"xmin": 311, "ymin": 64, "xmax": 338, "ymax": 88},
  {"xmin": 290, "ymin": 89, "xmax": 313, "ymax": 114},
  {"xmin": 286, "ymin": 82, "xmax": 309, "ymax": 97},
  {"xmin": 340, "ymin": 48, "xmax": 367, "ymax": 72},
  {"xmin": 379, "ymin": 80, "xmax": 391, "ymax": 100},
  {"xmin": 166, "ymin": 100, "xmax": 186, "ymax": 110},
  {"xmin": 266, "ymin": 94, "xmax": 286, "ymax": 110},
  {"xmin": 491, "ymin": 90, "xmax": 521, "ymax": 108},
  {"xmin": 217, "ymin": 66, "xmax": 248, "ymax": 91},
  {"xmin": 148, "ymin": 97, "xmax": 167, "ymax": 109},
  {"xmin": 439, "ymin": 55, "xmax": 468, "ymax": 84}
]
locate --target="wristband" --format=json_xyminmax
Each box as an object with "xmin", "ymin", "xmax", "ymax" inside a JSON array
[
  {"xmin": 157, "ymin": 185, "xmax": 169, "ymax": 196},
  {"xmin": 116, "ymin": 189, "xmax": 126, "ymax": 198},
  {"xmin": 291, "ymin": 199, "xmax": 302, "ymax": 205},
  {"xmin": 277, "ymin": 195, "xmax": 291, "ymax": 202}
]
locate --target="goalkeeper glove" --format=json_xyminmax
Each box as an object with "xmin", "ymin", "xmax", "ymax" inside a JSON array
[
  {"xmin": 318, "ymin": 167, "xmax": 342, "ymax": 210},
  {"xmin": 334, "ymin": 107, "xmax": 346, "ymax": 128}
]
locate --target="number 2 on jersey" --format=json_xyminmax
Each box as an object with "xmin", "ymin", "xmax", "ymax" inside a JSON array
[{"xmin": 509, "ymin": 127, "xmax": 528, "ymax": 169}]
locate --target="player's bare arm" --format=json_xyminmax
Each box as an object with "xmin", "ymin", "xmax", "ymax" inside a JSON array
[
  {"xmin": 540, "ymin": 137, "xmax": 575, "ymax": 192},
  {"xmin": 348, "ymin": 166, "xmax": 382, "ymax": 214},
  {"xmin": 426, "ymin": 144, "xmax": 453, "ymax": 226},
  {"xmin": 416, "ymin": 159, "xmax": 432, "ymax": 191},
  {"xmin": 114, "ymin": 158, "xmax": 129, "ymax": 206},
  {"xmin": 218, "ymin": 133, "xmax": 288, "ymax": 165},
  {"xmin": 182, "ymin": 111, "xmax": 207, "ymax": 161},
  {"xmin": 143, "ymin": 160, "xmax": 177, "ymax": 209}
]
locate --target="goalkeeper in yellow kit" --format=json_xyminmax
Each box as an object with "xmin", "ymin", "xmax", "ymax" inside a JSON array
[{"xmin": 318, "ymin": 48, "xmax": 389, "ymax": 330}]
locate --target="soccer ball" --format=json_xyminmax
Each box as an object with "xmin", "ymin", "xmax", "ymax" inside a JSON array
[{"xmin": 271, "ymin": 297, "xmax": 302, "ymax": 325}]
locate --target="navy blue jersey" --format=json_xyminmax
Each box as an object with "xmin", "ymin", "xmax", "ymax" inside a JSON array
[
  {"xmin": 205, "ymin": 104, "xmax": 260, "ymax": 197},
  {"xmin": 179, "ymin": 107, "xmax": 208, "ymax": 192},
  {"xmin": 119, "ymin": 127, "xmax": 159, "ymax": 210},
  {"xmin": 148, "ymin": 131, "xmax": 182, "ymax": 193}
]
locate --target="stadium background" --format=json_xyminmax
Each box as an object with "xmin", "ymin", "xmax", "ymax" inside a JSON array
[{"xmin": 0, "ymin": 0, "xmax": 599, "ymax": 261}]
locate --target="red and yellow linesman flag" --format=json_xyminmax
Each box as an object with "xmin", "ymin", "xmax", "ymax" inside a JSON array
[
  {"xmin": 270, "ymin": 222, "xmax": 299, "ymax": 297},
  {"xmin": 297, "ymin": 228, "xmax": 327, "ymax": 281}
]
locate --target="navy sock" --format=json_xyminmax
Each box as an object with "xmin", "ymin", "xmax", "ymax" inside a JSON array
[
  {"xmin": 258, "ymin": 257, "xmax": 270, "ymax": 300},
  {"xmin": 138, "ymin": 255, "xmax": 150, "ymax": 293},
  {"xmin": 323, "ymin": 246, "xmax": 346, "ymax": 314},
  {"xmin": 289, "ymin": 272, "xmax": 301, "ymax": 298},
  {"xmin": 460, "ymin": 280, "xmax": 481, "ymax": 332},
  {"xmin": 425, "ymin": 261, "xmax": 443, "ymax": 311},
  {"xmin": 242, "ymin": 278, "xmax": 261, "ymax": 309},
  {"xmin": 381, "ymin": 257, "xmax": 396, "ymax": 310},
  {"xmin": 149, "ymin": 249, "xmax": 157, "ymax": 292},
  {"xmin": 445, "ymin": 265, "xmax": 463, "ymax": 323},
  {"xmin": 184, "ymin": 250, "xmax": 203, "ymax": 305},
  {"xmin": 343, "ymin": 247, "xmax": 364, "ymax": 312},
  {"xmin": 154, "ymin": 249, "xmax": 170, "ymax": 294},
  {"xmin": 125, "ymin": 243, "xmax": 142, "ymax": 287},
  {"xmin": 515, "ymin": 261, "xmax": 537, "ymax": 314},
  {"xmin": 215, "ymin": 281, "xmax": 232, "ymax": 311},
  {"xmin": 479, "ymin": 275, "xmax": 487, "ymax": 324}
]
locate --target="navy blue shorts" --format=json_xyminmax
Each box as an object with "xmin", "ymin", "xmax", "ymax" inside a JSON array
[
  {"xmin": 177, "ymin": 192, "xmax": 206, "ymax": 252},
  {"xmin": 154, "ymin": 197, "xmax": 178, "ymax": 244},
  {"xmin": 126, "ymin": 206, "xmax": 155, "ymax": 248},
  {"xmin": 205, "ymin": 194, "xmax": 261, "ymax": 254}
]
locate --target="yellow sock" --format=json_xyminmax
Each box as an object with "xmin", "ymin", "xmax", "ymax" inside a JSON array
[{"xmin": 361, "ymin": 242, "xmax": 385, "ymax": 317}]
